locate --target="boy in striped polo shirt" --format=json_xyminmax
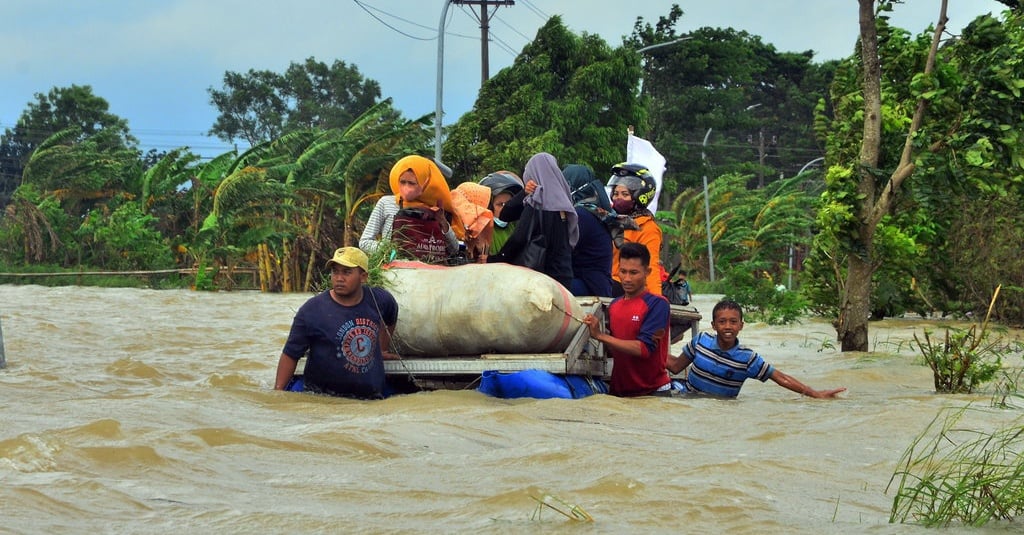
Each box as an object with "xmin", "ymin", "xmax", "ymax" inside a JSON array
[{"xmin": 668, "ymin": 300, "xmax": 846, "ymax": 399}]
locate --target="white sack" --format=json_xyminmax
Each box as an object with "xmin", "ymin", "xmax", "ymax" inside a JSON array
[{"xmin": 383, "ymin": 262, "xmax": 583, "ymax": 357}]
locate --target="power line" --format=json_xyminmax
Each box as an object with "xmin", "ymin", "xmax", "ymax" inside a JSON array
[
  {"xmin": 519, "ymin": 0, "xmax": 548, "ymax": 21},
  {"xmin": 354, "ymin": 0, "xmax": 437, "ymax": 33},
  {"xmin": 353, "ymin": 0, "xmax": 479, "ymax": 41},
  {"xmin": 456, "ymin": 4, "xmax": 517, "ymax": 57},
  {"xmin": 352, "ymin": 0, "xmax": 435, "ymax": 41},
  {"xmin": 491, "ymin": 11, "xmax": 533, "ymax": 43},
  {"xmin": 487, "ymin": 30, "xmax": 519, "ymax": 57}
]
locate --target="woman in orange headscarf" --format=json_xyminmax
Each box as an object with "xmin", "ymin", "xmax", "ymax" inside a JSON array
[
  {"xmin": 385, "ymin": 155, "xmax": 464, "ymax": 262},
  {"xmin": 451, "ymin": 181, "xmax": 494, "ymax": 263}
]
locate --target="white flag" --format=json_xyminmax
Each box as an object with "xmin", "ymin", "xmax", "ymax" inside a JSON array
[{"xmin": 627, "ymin": 134, "xmax": 667, "ymax": 212}]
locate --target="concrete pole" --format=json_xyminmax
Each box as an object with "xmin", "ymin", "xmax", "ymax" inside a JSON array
[
  {"xmin": 479, "ymin": 2, "xmax": 490, "ymax": 84},
  {"xmin": 787, "ymin": 156, "xmax": 824, "ymax": 289},
  {"xmin": 0, "ymin": 314, "xmax": 6, "ymax": 368},
  {"xmin": 435, "ymin": 0, "xmax": 454, "ymax": 161},
  {"xmin": 702, "ymin": 127, "xmax": 715, "ymax": 282}
]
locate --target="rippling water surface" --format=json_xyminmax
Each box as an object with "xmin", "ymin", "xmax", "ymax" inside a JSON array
[{"xmin": 1, "ymin": 284, "xmax": 1021, "ymax": 534}]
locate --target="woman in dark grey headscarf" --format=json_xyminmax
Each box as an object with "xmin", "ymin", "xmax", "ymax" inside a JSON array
[{"xmin": 489, "ymin": 152, "xmax": 577, "ymax": 289}]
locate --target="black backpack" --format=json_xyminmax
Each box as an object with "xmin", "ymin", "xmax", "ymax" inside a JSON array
[{"xmin": 661, "ymin": 264, "xmax": 689, "ymax": 306}]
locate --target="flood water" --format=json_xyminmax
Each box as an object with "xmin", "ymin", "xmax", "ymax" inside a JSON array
[{"xmin": 1, "ymin": 284, "xmax": 1021, "ymax": 534}]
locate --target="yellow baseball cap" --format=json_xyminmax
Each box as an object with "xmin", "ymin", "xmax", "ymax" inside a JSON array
[{"xmin": 326, "ymin": 247, "xmax": 369, "ymax": 272}]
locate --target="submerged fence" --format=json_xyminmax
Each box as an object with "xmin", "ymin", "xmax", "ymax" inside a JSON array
[{"xmin": 0, "ymin": 268, "xmax": 259, "ymax": 288}]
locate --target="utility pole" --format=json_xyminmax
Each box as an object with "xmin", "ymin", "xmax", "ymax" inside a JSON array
[
  {"xmin": 749, "ymin": 129, "xmax": 776, "ymax": 188},
  {"xmin": 452, "ymin": 0, "xmax": 514, "ymax": 84}
]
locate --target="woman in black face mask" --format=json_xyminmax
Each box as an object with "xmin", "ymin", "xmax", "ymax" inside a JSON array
[
  {"xmin": 478, "ymin": 171, "xmax": 525, "ymax": 253},
  {"xmin": 607, "ymin": 163, "xmax": 664, "ymax": 298}
]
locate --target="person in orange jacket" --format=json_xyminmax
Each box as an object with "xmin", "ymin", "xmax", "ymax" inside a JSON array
[{"xmin": 608, "ymin": 163, "xmax": 663, "ymax": 297}]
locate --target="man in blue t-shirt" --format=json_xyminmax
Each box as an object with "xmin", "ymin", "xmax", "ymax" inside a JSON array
[
  {"xmin": 274, "ymin": 247, "xmax": 399, "ymax": 399},
  {"xmin": 668, "ymin": 300, "xmax": 846, "ymax": 399}
]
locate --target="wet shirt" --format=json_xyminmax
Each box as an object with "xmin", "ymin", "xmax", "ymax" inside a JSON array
[
  {"xmin": 679, "ymin": 332, "xmax": 775, "ymax": 398},
  {"xmin": 606, "ymin": 291, "xmax": 671, "ymax": 396},
  {"xmin": 283, "ymin": 288, "xmax": 398, "ymax": 399}
]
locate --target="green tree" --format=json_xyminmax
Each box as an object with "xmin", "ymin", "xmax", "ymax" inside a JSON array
[
  {"xmin": 0, "ymin": 85, "xmax": 136, "ymax": 209},
  {"xmin": 199, "ymin": 100, "xmax": 430, "ymax": 291},
  {"xmin": 666, "ymin": 169, "xmax": 819, "ymax": 290},
  {"xmin": 208, "ymin": 57, "xmax": 384, "ymax": 147},
  {"xmin": 627, "ymin": 5, "xmax": 833, "ymax": 209},
  {"xmin": 3, "ymin": 126, "xmax": 143, "ymax": 268},
  {"xmin": 20, "ymin": 126, "xmax": 141, "ymax": 219},
  {"xmin": 807, "ymin": 2, "xmax": 1024, "ymax": 349},
  {"xmin": 904, "ymin": 9, "xmax": 1024, "ymax": 323},
  {"xmin": 443, "ymin": 16, "xmax": 644, "ymax": 181}
]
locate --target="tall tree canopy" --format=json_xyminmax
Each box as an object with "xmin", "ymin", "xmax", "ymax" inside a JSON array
[
  {"xmin": 804, "ymin": 1, "xmax": 1024, "ymax": 349},
  {"xmin": 208, "ymin": 57, "xmax": 384, "ymax": 147},
  {"xmin": 442, "ymin": 16, "xmax": 644, "ymax": 182},
  {"xmin": 628, "ymin": 5, "xmax": 834, "ymax": 204},
  {"xmin": 0, "ymin": 85, "xmax": 135, "ymax": 209}
]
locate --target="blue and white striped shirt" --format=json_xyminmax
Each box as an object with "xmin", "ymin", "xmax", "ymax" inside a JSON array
[{"xmin": 678, "ymin": 332, "xmax": 774, "ymax": 398}]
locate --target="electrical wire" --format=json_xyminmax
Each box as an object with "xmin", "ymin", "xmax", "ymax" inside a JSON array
[
  {"xmin": 354, "ymin": 0, "xmax": 438, "ymax": 33},
  {"xmin": 455, "ymin": 4, "xmax": 517, "ymax": 57},
  {"xmin": 353, "ymin": 0, "xmax": 479, "ymax": 41},
  {"xmin": 519, "ymin": 0, "xmax": 549, "ymax": 21},
  {"xmin": 352, "ymin": 0, "xmax": 436, "ymax": 41},
  {"xmin": 491, "ymin": 11, "xmax": 534, "ymax": 43},
  {"xmin": 488, "ymin": 31, "xmax": 519, "ymax": 57}
]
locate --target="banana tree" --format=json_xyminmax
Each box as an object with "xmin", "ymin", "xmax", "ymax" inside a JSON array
[{"xmin": 200, "ymin": 100, "xmax": 432, "ymax": 292}]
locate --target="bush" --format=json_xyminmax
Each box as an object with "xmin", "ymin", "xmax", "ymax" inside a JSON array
[
  {"xmin": 914, "ymin": 326, "xmax": 1004, "ymax": 393},
  {"xmin": 722, "ymin": 261, "xmax": 807, "ymax": 325},
  {"xmin": 76, "ymin": 202, "xmax": 174, "ymax": 271},
  {"xmin": 913, "ymin": 286, "xmax": 1010, "ymax": 394}
]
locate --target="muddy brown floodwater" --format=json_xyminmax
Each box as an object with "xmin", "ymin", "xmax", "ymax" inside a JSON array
[{"xmin": 1, "ymin": 285, "xmax": 1021, "ymax": 533}]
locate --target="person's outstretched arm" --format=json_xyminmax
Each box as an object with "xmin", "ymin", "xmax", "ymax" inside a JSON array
[{"xmin": 769, "ymin": 369, "xmax": 846, "ymax": 399}]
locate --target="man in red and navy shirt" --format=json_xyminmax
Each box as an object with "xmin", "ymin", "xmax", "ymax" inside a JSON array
[{"xmin": 583, "ymin": 242, "xmax": 672, "ymax": 396}]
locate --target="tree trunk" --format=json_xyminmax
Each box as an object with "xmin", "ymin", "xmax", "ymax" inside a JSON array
[
  {"xmin": 839, "ymin": 254, "xmax": 873, "ymax": 351},
  {"xmin": 836, "ymin": 0, "xmax": 884, "ymax": 351},
  {"xmin": 834, "ymin": 0, "xmax": 946, "ymax": 351}
]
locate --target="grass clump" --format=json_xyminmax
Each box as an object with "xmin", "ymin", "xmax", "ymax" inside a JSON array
[{"xmin": 888, "ymin": 406, "xmax": 1024, "ymax": 527}]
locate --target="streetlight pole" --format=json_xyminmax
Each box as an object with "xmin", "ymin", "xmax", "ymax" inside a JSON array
[
  {"xmin": 702, "ymin": 127, "xmax": 715, "ymax": 282},
  {"xmin": 786, "ymin": 156, "xmax": 825, "ymax": 289},
  {"xmin": 636, "ymin": 37, "xmax": 692, "ymax": 96},
  {"xmin": 434, "ymin": 0, "xmax": 454, "ymax": 162},
  {"xmin": 636, "ymin": 36, "xmax": 692, "ymax": 54},
  {"xmin": 798, "ymin": 156, "xmax": 824, "ymax": 176},
  {"xmin": 701, "ymin": 103, "xmax": 759, "ymax": 281}
]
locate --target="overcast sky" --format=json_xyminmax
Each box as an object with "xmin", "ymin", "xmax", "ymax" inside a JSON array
[{"xmin": 0, "ymin": 0, "xmax": 1009, "ymax": 158}]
